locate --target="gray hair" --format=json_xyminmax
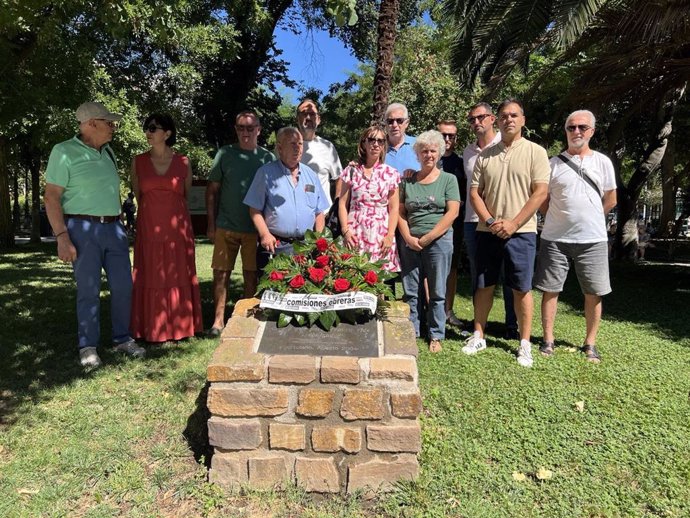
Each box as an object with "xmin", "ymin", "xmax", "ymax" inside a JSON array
[
  {"xmin": 566, "ymin": 110, "xmax": 596, "ymax": 129},
  {"xmin": 413, "ymin": 130, "xmax": 446, "ymax": 158},
  {"xmin": 276, "ymin": 126, "xmax": 302, "ymax": 142},
  {"xmin": 385, "ymin": 102, "xmax": 409, "ymax": 120}
]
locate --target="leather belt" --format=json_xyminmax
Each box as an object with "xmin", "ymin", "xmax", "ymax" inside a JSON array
[
  {"xmin": 273, "ymin": 235, "xmax": 303, "ymax": 244},
  {"xmin": 65, "ymin": 214, "xmax": 120, "ymax": 223}
]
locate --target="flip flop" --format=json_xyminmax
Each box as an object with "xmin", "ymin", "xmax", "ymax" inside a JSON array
[{"xmin": 429, "ymin": 339, "xmax": 442, "ymax": 353}]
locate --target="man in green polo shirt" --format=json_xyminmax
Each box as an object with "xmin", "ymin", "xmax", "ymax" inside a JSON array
[
  {"xmin": 44, "ymin": 101, "xmax": 146, "ymax": 368},
  {"xmin": 205, "ymin": 110, "xmax": 275, "ymax": 336}
]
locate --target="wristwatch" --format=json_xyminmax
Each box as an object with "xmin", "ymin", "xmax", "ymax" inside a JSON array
[{"xmin": 486, "ymin": 217, "xmax": 496, "ymax": 226}]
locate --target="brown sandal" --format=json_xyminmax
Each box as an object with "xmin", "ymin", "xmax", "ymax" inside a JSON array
[
  {"xmin": 539, "ymin": 341, "xmax": 555, "ymax": 357},
  {"xmin": 429, "ymin": 339, "xmax": 442, "ymax": 353},
  {"xmin": 582, "ymin": 344, "xmax": 601, "ymax": 363}
]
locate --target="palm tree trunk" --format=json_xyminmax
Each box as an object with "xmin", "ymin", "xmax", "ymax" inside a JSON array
[
  {"xmin": 371, "ymin": 0, "xmax": 401, "ymax": 124},
  {"xmin": 658, "ymin": 135, "xmax": 676, "ymax": 238}
]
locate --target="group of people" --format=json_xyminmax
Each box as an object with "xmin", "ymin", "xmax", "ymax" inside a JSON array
[{"xmin": 45, "ymin": 97, "xmax": 616, "ymax": 369}]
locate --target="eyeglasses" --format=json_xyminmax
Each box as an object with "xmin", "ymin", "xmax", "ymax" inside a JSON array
[
  {"xmin": 386, "ymin": 117, "xmax": 407, "ymax": 126},
  {"xmin": 366, "ymin": 137, "xmax": 385, "ymax": 146},
  {"xmin": 441, "ymin": 133, "xmax": 457, "ymax": 140},
  {"xmin": 467, "ymin": 114, "xmax": 491, "ymax": 124},
  {"xmin": 144, "ymin": 124, "xmax": 163, "ymax": 133},
  {"xmin": 95, "ymin": 119, "xmax": 117, "ymax": 129},
  {"xmin": 566, "ymin": 124, "xmax": 592, "ymax": 133},
  {"xmin": 236, "ymin": 125, "xmax": 257, "ymax": 132}
]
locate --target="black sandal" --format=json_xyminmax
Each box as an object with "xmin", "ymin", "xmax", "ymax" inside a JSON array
[
  {"xmin": 539, "ymin": 341, "xmax": 555, "ymax": 357},
  {"xmin": 582, "ymin": 344, "xmax": 601, "ymax": 363}
]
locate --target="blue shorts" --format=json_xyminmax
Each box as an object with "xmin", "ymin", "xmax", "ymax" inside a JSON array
[{"xmin": 475, "ymin": 231, "xmax": 536, "ymax": 293}]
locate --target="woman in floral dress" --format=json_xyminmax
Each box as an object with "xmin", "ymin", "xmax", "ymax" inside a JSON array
[{"xmin": 338, "ymin": 125, "xmax": 400, "ymax": 272}]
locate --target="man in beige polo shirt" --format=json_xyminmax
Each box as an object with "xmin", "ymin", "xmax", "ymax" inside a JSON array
[{"xmin": 462, "ymin": 99, "xmax": 550, "ymax": 367}]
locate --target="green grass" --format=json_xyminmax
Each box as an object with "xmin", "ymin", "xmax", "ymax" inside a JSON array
[{"xmin": 1, "ymin": 242, "xmax": 689, "ymax": 517}]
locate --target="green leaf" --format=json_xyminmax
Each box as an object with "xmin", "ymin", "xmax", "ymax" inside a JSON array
[
  {"xmin": 293, "ymin": 313, "xmax": 306, "ymax": 326},
  {"xmin": 319, "ymin": 310, "xmax": 337, "ymax": 331},
  {"xmin": 277, "ymin": 312, "xmax": 293, "ymax": 328},
  {"xmin": 339, "ymin": 309, "xmax": 357, "ymax": 324},
  {"xmin": 307, "ymin": 312, "xmax": 320, "ymax": 327}
]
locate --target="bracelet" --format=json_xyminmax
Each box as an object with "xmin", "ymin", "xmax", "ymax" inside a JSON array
[{"xmin": 55, "ymin": 230, "xmax": 68, "ymax": 239}]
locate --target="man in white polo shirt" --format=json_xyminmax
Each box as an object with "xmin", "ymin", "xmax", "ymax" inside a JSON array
[{"xmin": 534, "ymin": 110, "xmax": 617, "ymax": 363}]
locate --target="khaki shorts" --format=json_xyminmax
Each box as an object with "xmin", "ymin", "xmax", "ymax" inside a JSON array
[{"xmin": 212, "ymin": 228, "xmax": 258, "ymax": 272}]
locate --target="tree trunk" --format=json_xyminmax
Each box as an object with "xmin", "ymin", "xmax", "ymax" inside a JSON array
[
  {"xmin": 30, "ymin": 154, "xmax": 41, "ymax": 243},
  {"xmin": 12, "ymin": 167, "xmax": 20, "ymax": 232},
  {"xmin": 612, "ymin": 84, "xmax": 685, "ymax": 260},
  {"xmin": 371, "ymin": 0, "xmax": 401, "ymax": 124},
  {"xmin": 0, "ymin": 136, "xmax": 15, "ymax": 248},
  {"xmin": 658, "ymin": 135, "xmax": 676, "ymax": 238}
]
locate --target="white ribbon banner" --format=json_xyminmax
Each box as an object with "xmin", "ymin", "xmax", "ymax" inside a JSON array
[{"xmin": 260, "ymin": 290, "xmax": 378, "ymax": 314}]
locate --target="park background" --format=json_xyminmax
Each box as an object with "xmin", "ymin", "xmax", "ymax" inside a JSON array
[{"xmin": 1, "ymin": 1, "xmax": 690, "ymax": 516}]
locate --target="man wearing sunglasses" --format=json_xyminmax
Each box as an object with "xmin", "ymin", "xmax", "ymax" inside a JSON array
[
  {"xmin": 206, "ymin": 110, "xmax": 276, "ymax": 337},
  {"xmin": 296, "ymin": 98, "xmax": 343, "ymax": 208},
  {"xmin": 44, "ymin": 101, "xmax": 145, "ymax": 368},
  {"xmin": 463, "ymin": 99, "xmax": 550, "ymax": 368},
  {"xmin": 533, "ymin": 110, "xmax": 617, "ymax": 363},
  {"xmin": 384, "ymin": 103, "xmax": 419, "ymax": 175},
  {"xmin": 461, "ymin": 102, "xmax": 518, "ymax": 339}
]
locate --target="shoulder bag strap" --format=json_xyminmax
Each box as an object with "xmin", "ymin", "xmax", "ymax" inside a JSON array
[{"xmin": 557, "ymin": 154, "xmax": 602, "ymax": 198}]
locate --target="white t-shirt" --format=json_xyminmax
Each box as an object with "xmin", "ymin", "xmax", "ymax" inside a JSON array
[
  {"xmin": 301, "ymin": 136, "xmax": 343, "ymax": 207},
  {"xmin": 541, "ymin": 150, "xmax": 616, "ymax": 243},
  {"xmin": 461, "ymin": 132, "xmax": 501, "ymax": 223}
]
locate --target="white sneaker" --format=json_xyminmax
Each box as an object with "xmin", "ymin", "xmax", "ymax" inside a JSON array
[
  {"xmin": 446, "ymin": 311, "xmax": 463, "ymax": 327},
  {"xmin": 79, "ymin": 347, "xmax": 102, "ymax": 368},
  {"xmin": 517, "ymin": 341, "xmax": 533, "ymax": 368},
  {"xmin": 461, "ymin": 334, "xmax": 487, "ymax": 355},
  {"xmin": 113, "ymin": 339, "xmax": 146, "ymax": 358}
]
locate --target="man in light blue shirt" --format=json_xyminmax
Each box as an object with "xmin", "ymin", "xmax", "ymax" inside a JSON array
[
  {"xmin": 244, "ymin": 126, "xmax": 330, "ymax": 272},
  {"xmin": 384, "ymin": 103, "xmax": 418, "ymax": 174}
]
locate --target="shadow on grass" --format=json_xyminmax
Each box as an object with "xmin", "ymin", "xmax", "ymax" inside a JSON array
[
  {"xmin": 183, "ymin": 382, "xmax": 213, "ymax": 468},
  {"xmin": 0, "ymin": 242, "xmax": 244, "ymax": 430}
]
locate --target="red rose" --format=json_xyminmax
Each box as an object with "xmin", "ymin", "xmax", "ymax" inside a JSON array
[
  {"xmin": 294, "ymin": 254, "xmax": 307, "ymax": 265},
  {"xmin": 341, "ymin": 253, "xmax": 353, "ymax": 260},
  {"xmin": 269, "ymin": 271, "xmax": 284, "ymax": 281},
  {"xmin": 308, "ymin": 267, "xmax": 327, "ymax": 283},
  {"xmin": 364, "ymin": 270, "xmax": 378, "ymax": 285},
  {"xmin": 289, "ymin": 275, "xmax": 305, "ymax": 289},
  {"xmin": 333, "ymin": 278, "xmax": 351, "ymax": 292},
  {"xmin": 315, "ymin": 255, "xmax": 330, "ymax": 267},
  {"xmin": 315, "ymin": 238, "xmax": 329, "ymax": 252}
]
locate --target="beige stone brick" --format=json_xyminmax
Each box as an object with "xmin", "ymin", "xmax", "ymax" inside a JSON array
[
  {"xmin": 209, "ymin": 453, "xmax": 247, "ymax": 487},
  {"xmin": 207, "ymin": 341, "xmax": 264, "ymax": 382},
  {"xmin": 208, "ymin": 417, "xmax": 262, "ymax": 450},
  {"xmin": 382, "ymin": 301, "xmax": 410, "ymax": 319},
  {"xmin": 269, "ymin": 423, "xmax": 305, "ymax": 451},
  {"xmin": 320, "ymin": 356, "xmax": 360, "ymax": 384},
  {"xmin": 390, "ymin": 392, "xmax": 422, "ymax": 418},
  {"xmin": 269, "ymin": 355, "xmax": 317, "ymax": 384},
  {"xmin": 347, "ymin": 456, "xmax": 420, "ymax": 494},
  {"xmin": 208, "ymin": 387, "xmax": 288, "ymax": 417},
  {"xmin": 232, "ymin": 297, "xmax": 261, "ymax": 317},
  {"xmin": 368, "ymin": 357, "xmax": 416, "ymax": 381},
  {"xmin": 222, "ymin": 316, "xmax": 260, "ymax": 338},
  {"xmin": 248, "ymin": 455, "xmax": 291, "ymax": 489},
  {"xmin": 296, "ymin": 388, "xmax": 335, "ymax": 417},
  {"xmin": 382, "ymin": 320, "xmax": 418, "ymax": 357},
  {"xmin": 340, "ymin": 388, "xmax": 384, "ymax": 421},
  {"xmin": 295, "ymin": 457, "xmax": 340, "ymax": 493},
  {"xmin": 311, "ymin": 426, "xmax": 362, "ymax": 453},
  {"xmin": 366, "ymin": 424, "xmax": 421, "ymax": 453}
]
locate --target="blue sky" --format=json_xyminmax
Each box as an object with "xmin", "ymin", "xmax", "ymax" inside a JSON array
[{"xmin": 274, "ymin": 26, "xmax": 360, "ymax": 101}]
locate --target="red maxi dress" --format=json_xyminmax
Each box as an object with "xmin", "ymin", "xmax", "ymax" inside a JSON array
[{"xmin": 130, "ymin": 153, "xmax": 203, "ymax": 341}]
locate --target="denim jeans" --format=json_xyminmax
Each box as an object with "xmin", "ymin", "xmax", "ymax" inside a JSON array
[
  {"xmin": 67, "ymin": 218, "xmax": 133, "ymax": 349},
  {"xmin": 464, "ymin": 222, "xmax": 517, "ymax": 330},
  {"xmin": 399, "ymin": 231, "xmax": 453, "ymax": 340}
]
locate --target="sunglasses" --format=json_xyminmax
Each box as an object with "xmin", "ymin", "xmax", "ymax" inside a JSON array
[
  {"xmin": 467, "ymin": 114, "xmax": 492, "ymax": 124},
  {"xmin": 566, "ymin": 124, "xmax": 592, "ymax": 133},
  {"xmin": 441, "ymin": 133, "xmax": 457, "ymax": 140},
  {"xmin": 96, "ymin": 119, "xmax": 117, "ymax": 129},
  {"xmin": 386, "ymin": 117, "xmax": 407, "ymax": 126},
  {"xmin": 236, "ymin": 125, "xmax": 257, "ymax": 132},
  {"xmin": 144, "ymin": 124, "xmax": 163, "ymax": 133},
  {"xmin": 366, "ymin": 137, "xmax": 386, "ymax": 146}
]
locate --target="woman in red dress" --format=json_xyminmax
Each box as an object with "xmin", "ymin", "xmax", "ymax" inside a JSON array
[{"xmin": 130, "ymin": 114, "xmax": 203, "ymax": 342}]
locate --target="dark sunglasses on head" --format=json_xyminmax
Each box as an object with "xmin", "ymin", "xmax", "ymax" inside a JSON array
[
  {"xmin": 366, "ymin": 137, "xmax": 385, "ymax": 145},
  {"xmin": 386, "ymin": 117, "xmax": 407, "ymax": 126},
  {"xmin": 467, "ymin": 114, "xmax": 492, "ymax": 124},
  {"xmin": 441, "ymin": 133, "xmax": 457, "ymax": 140},
  {"xmin": 144, "ymin": 124, "xmax": 163, "ymax": 133},
  {"xmin": 566, "ymin": 124, "xmax": 592, "ymax": 132}
]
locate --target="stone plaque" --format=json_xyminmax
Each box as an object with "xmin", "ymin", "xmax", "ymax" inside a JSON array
[{"xmin": 257, "ymin": 318, "xmax": 380, "ymax": 357}]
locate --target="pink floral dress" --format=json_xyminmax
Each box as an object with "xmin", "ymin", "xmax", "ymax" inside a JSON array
[{"xmin": 341, "ymin": 162, "xmax": 400, "ymax": 272}]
